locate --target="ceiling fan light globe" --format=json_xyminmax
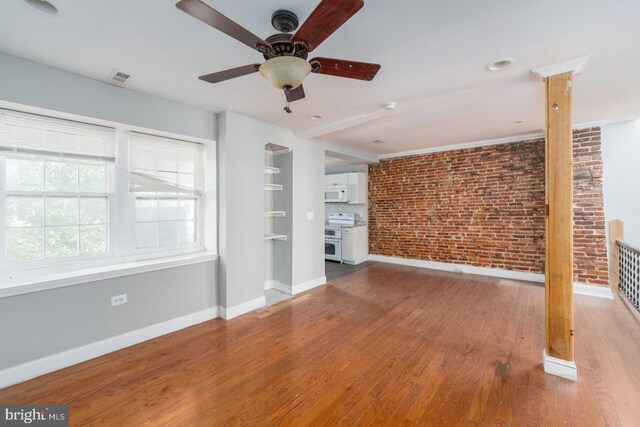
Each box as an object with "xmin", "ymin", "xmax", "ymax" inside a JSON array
[{"xmin": 259, "ymin": 56, "xmax": 311, "ymax": 90}]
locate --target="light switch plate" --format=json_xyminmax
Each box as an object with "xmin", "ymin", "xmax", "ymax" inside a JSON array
[{"xmin": 306, "ymin": 212, "xmax": 314, "ymax": 220}]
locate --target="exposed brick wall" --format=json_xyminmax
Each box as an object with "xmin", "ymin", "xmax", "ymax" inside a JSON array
[
  {"xmin": 368, "ymin": 127, "xmax": 609, "ymax": 286},
  {"xmin": 572, "ymin": 128, "xmax": 609, "ymax": 285}
]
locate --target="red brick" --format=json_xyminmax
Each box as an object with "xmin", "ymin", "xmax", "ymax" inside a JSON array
[{"xmin": 368, "ymin": 127, "xmax": 609, "ymax": 286}]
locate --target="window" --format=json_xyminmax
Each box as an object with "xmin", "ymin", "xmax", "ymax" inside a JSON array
[
  {"xmin": 0, "ymin": 109, "xmax": 115, "ymax": 266},
  {"xmin": 129, "ymin": 132, "xmax": 204, "ymax": 250},
  {"xmin": 0, "ymin": 108, "xmax": 209, "ymax": 273},
  {"xmin": 3, "ymin": 155, "xmax": 112, "ymax": 262},
  {"xmin": 134, "ymin": 197, "xmax": 196, "ymax": 248}
]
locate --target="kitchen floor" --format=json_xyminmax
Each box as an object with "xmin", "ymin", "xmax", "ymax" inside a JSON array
[{"xmin": 325, "ymin": 260, "xmax": 376, "ymax": 282}]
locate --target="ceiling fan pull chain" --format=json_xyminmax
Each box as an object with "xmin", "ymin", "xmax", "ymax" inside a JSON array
[{"xmin": 284, "ymin": 100, "xmax": 292, "ymax": 114}]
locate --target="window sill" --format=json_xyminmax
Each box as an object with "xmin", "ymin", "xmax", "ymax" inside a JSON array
[{"xmin": 0, "ymin": 251, "xmax": 218, "ymax": 298}]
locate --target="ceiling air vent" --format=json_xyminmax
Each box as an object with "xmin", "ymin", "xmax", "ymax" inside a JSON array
[{"xmin": 105, "ymin": 69, "xmax": 130, "ymax": 87}]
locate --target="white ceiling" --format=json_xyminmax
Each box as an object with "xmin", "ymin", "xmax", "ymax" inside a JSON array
[
  {"xmin": 1, "ymin": 0, "xmax": 640, "ymax": 155},
  {"xmin": 325, "ymin": 155, "xmax": 348, "ymax": 166},
  {"xmin": 324, "ymin": 154, "xmax": 360, "ymax": 169}
]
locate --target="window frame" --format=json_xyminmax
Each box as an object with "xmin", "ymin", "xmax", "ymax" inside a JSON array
[{"xmin": 0, "ymin": 108, "xmax": 214, "ymax": 281}]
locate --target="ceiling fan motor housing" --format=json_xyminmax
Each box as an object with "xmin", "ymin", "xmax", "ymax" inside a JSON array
[
  {"xmin": 271, "ymin": 10, "xmax": 299, "ymax": 33},
  {"xmin": 263, "ymin": 33, "xmax": 308, "ymax": 60}
]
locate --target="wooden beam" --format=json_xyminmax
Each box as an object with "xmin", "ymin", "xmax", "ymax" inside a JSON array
[
  {"xmin": 545, "ymin": 71, "xmax": 575, "ymax": 364},
  {"xmin": 609, "ymin": 219, "xmax": 624, "ymax": 293}
]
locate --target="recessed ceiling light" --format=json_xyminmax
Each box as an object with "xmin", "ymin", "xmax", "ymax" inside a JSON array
[
  {"xmin": 485, "ymin": 58, "xmax": 516, "ymax": 72},
  {"xmin": 23, "ymin": 0, "xmax": 58, "ymax": 14},
  {"xmin": 509, "ymin": 120, "xmax": 525, "ymax": 126},
  {"xmin": 309, "ymin": 114, "xmax": 323, "ymax": 120}
]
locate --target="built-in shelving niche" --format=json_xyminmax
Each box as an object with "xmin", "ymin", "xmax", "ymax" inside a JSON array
[{"xmin": 264, "ymin": 143, "xmax": 293, "ymax": 296}]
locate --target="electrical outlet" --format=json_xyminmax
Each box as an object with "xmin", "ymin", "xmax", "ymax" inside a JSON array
[
  {"xmin": 111, "ymin": 294, "xmax": 127, "ymax": 306},
  {"xmin": 306, "ymin": 212, "xmax": 314, "ymax": 220}
]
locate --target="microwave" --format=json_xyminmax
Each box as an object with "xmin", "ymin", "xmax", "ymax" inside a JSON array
[{"xmin": 325, "ymin": 186, "xmax": 348, "ymax": 203}]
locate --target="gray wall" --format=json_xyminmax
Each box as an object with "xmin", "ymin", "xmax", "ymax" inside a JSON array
[
  {"xmin": 217, "ymin": 111, "xmax": 325, "ymax": 307},
  {"xmin": 290, "ymin": 138, "xmax": 326, "ymax": 286},
  {"xmin": 0, "ymin": 263, "xmax": 216, "ymax": 369},
  {"xmin": 217, "ymin": 111, "xmax": 266, "ymax": 307},
  {"xmin": 0, "ymin": 52, "xmax": 215, "ymax": 140},
  {"xmin": 602, "ymin": 120, "xmax": 640, "ymax": 248},
  {"xmin": 273, "ymin": 152, "xmax": 293, "ymax": 286},
  {"xmin": 0, "ymin": 52, "xmax": 218, "ymax": 370}
]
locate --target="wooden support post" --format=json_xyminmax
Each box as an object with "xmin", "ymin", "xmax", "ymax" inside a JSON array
[
  {"xmin": 544, "ymin": 71, "xmax": 577, "ymax": 381},
  {"xmin": 609, "ymin": 219, "xmax": 624, "ymax": 293}
]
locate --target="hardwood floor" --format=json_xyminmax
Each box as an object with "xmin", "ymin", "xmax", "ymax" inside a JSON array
[
  {"xmin": 325, "ymin": 260, "xmax": 377, "ymax": 282},
  {"xmin": 2, "ymin": 263, "xmax": 640, "ymax": 426}
]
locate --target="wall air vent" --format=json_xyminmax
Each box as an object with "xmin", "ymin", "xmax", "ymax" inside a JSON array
[{"xmin": 105, "ymin": 69, "xmax": 130, "ymax": 87}]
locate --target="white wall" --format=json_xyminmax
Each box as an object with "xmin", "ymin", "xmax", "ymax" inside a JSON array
[
  {"xmin": 217, "ymin": 111, "xmax": 325, "ymax": 308},
  {"xmin": 0, "ymin": 52, "xmax": 218, "ymax": 376},
  {"xmin": 602, "ymin": 120, "xmax": 640, "ymax": 248}
]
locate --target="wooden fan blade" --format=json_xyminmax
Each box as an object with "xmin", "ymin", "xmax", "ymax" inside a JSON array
[
  {"xmin": 310, "ymin": 57, "xmax": 381, "ymax": 81},
  {"xmin": 176, "ymin": 0, "xmax": 271, "ymax": 53},
  {"xmin": 291, "ymin": 0, "xmax": 364, "ymax": 52},
  {"xmin": 285, "ymin": 85, "xmax": 306, "ymax": 102},
  {"xmin": 198, "ymin": 64, "xmax": 261, "ymax": 83}
]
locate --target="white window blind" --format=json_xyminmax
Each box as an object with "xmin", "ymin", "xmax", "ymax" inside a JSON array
[
  {"xmin": 0, "ymin": 109, "xmax": 116, "ymax": 160},
  {"xmin": 129, "ymin": 132, "xmax": 204, "ymax": 196}
]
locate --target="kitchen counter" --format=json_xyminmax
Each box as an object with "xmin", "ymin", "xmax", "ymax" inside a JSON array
[{"xmin": 348, "ymin": 223, "xmax": 367, "ymax": 228}]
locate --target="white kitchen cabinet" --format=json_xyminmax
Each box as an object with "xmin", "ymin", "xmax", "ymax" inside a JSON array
[
  {"xmin": 347, "ymin": 172, "xmax": 367, "ymax": 204},
  {"xmin": 341, "ymin": 226, "xmax": 367, "ymax": 265},
  {"xmin": 325, "ymin": 172, "xmax": 366, "ymax": 204},
  {"xmin": 325, "ymin": 173, "xmax": 348, "ymax": 187}
]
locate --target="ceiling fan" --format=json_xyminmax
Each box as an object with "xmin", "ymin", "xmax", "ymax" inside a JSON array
[{"xmin": 175, "ymin": 0, "xmax": 381, "ymax": 113}]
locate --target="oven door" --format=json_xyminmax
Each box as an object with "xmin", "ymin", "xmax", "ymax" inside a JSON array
[
  {"xmin": 324, "ymin": 226, "xmax": 342, "ymax": 240},
  {"xmin": 325, "ymin": 238, "xmax": 342, "ymax": 262}
]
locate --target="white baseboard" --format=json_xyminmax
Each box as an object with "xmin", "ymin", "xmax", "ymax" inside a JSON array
[
  {"xmin": 219, "ymin": 296, "xmax": 266, "ymax": 320},
  {"xmin": 292, "ymin": 276, "xmax": 327, "ymax": 295},
  {"xmin": 543, "ymin": 350, "xmax": 577, "ymax": 381},
  {"xmin": 368, "ymin": 254, "xmax": 614, "ymax": 299},
  {"xmin": 368, "ymin": 254, "xmax": 545, "ymax": 283},
  {"xmin": 0, "ymin": 306, "xmax": 219, "ymax": 390},
  {"xmin": 574, "ymin": 282, "xmax": 613, "ymax": 299},
  {"xmin": 264, "ymin": 280, "xmax": 274, "ymax": 291}
]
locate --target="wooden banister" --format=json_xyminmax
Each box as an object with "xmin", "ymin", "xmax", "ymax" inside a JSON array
[{"xmin": 609, "ymin": 219, "xmax": 624, "ymax": 293}]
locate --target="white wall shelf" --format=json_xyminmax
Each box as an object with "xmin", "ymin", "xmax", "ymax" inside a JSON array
[
  {"xmin": 264, "ymin": 234, "xmax": 287, "ymax": 241},
  {"xmin": 264, "ymin": 211, "xmax": 286, "ymax": 218},
  {"xmin": 264, "ymin": 166, "xmax": 280, "ymax": 174},
  {"xmin": 264, "ymin": 183, "xmax": 283, "ymax": 191}
]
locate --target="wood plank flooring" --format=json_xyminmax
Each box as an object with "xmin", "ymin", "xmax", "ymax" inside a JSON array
[{"xmin": 2, "ymin": 263, "xmax": 640, "ymax": 426}]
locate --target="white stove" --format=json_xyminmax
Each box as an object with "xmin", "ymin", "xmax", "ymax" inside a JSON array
[
  {"xmin": 327, "ymin": 212, "xmax": 356, "ymax": 226},
  {"xmin": 325, "ymin": 213, "xmax": 356, "ymax": 262}
]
